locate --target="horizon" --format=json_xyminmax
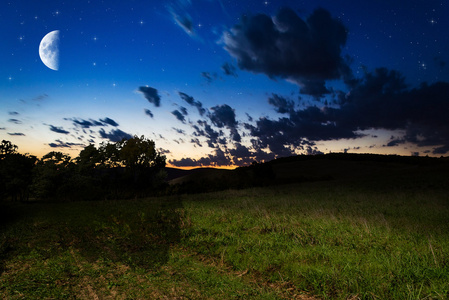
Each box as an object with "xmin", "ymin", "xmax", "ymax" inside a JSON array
[{"xmin": 1, "ymin": 1, "xmax": 448, "ymax": 168}]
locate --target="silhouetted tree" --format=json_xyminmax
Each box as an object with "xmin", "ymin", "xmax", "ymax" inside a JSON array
[
  {"xmin": 0, "ymin": 140, "xmax": 18, "ymax": 158},
  {"xmin": 32, "ymin": 152, "xmax": 74, "ymax": 200},
  {"xmin": 0, "ymin": 141, "xmax": 37, "ymax": 201},
  {"xmin": 117, "ymin": 136, "xmax": 167, "ymax": 196}
]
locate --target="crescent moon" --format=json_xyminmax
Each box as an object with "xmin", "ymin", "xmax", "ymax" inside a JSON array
[{"xmin": 39, "ymin": 30, "xmax": 60, "ymax": 71}]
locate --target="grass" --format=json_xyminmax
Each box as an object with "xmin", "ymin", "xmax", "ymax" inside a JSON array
[{"xmin": 1, "ymin": 169, "xmax": 449, "ymax": 299}]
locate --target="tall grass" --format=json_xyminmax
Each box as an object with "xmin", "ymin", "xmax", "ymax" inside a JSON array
[
  {"xmin": 1, "ymin": 178, "xmax": 448, "ymax": 299},
  {"xmin": 179, "ymin": 182, "xmax": 449, "ymax": 299}
]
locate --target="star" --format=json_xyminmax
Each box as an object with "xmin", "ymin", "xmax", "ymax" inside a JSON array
[{"xmin": 139, "ymin": 20, "xmax": 144, "ymax": 25}]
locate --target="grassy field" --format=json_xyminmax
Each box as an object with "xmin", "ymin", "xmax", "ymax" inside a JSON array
[{"xmin": 1, "ymin": 160, "xmax": 449, "ymax": 299}]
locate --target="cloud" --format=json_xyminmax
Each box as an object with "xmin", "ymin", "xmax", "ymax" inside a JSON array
[
  {"xmin": 99, "ymin": 128, "xmax": 133, "ymax": 142},
  {"xmin": 48, "ymin": 139, "xmax": 84, "ymax": 148},
  {"xmin": 172, "ymin": 110, "xmax": 186, "ymax": 123},
  {"xmin": 192, "ymin": 120, "xmax": 222, "ymax": 148},
  {"xmin": 158, "ymin": 148, "xmax": 171, "ymax": 155},
  {"xmin": 172, "ymin": 128, "xmax": 186, "ymax": 135},
  {"xmin": 191, "ymin": 138, "xmax": 202, "ymax": 147},
  {"xmin": 7, "ymin": 132, "xmax": 25, "ymax": 136},
  {"xmin": 222, "ymin": 62, "xmax": 238, "ymax": 77},
  {"xmin": 138, "ymin": 86, "xmax": 161, "ymax": 107},
  {"xmin": 49, "ymin": 125, "xmax": 70, "ymax": 134},
  {"xmin": 8, "ymin": 111, "xmax": 19, "ymax": 115},
  {"xmin": 172, "ymin": 11, "xmax": 194, "ymax": 35},
  {"xmin": 210, "ymin": 104, "xmax": 241, "ymax": 142},
  {"xmin": 210, "ymin": 104, "xmax": 237, "ymax": 128},
  {"xmin": 33, "ymin": 94, "xmax": 49, "ymax": 101},
  {"xmin": 222, "ymin": 7, "xmax": 350, "ymax": 97},
  {"xmin": 268, "ymin": 94, "xmax": 295, "ymax": 114},
  {"xmin": 144, "ymin": 109, "xmax": 154, "ymax": 118},
  {"xmin": 178, "ymin": 92, "xmax": 206, "ymax": 115},
  {"xmin": 245, "ymin": 67, "xmax": 449, "ymax": 156},
  {"xmin": 8, "ymin": 119, "xmax": 22, "ymax": 124},
  {"xmin": 70, "ymin": 118, "xmax": 103, "ymax": 128},
  {"xmin": 201, "ymin": 72, "xmax": 218, "ymax": 83},
  {"xmin": 169, "ymin": 148, "xmax": 231, "ymax": 167},
  {"xmin": 100, "ymin": 117, "xmax": 119, "ymax": 127},
  {"xmin": 67, "ymin": 117, "xmax": 120, "ymax": 129}
]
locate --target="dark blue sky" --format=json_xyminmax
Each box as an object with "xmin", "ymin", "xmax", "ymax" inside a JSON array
[{"xmin": 1, "ymin": 0, "xmax": 448, "ymax": 167}]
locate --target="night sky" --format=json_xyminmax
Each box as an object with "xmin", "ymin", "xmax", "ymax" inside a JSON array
[{"xmin": 1, "ymin": 0, "xmax": 448, "ymax": 167}]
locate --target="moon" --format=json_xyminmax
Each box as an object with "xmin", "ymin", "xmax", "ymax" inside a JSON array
[{"xmin": 39, "ymin": 30, "xmax": 60, "ymax": 71}]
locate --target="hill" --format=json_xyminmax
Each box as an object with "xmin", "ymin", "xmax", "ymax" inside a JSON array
[{"xmin": 164, "ymin": 153, "xmax": 449, "ymax": 192}]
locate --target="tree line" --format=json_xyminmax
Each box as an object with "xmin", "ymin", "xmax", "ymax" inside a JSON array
[{"xmin": 0, "ymin": 136, "xmax": 166, "ymax": 202}]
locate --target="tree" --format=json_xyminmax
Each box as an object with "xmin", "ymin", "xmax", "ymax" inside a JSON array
[
  {"xmin": 119, "ymin": 136, "xmax": 165, "ymax": 169},
  {"xmin": 0, "ymin": 141, "xmax": 36, "ymax": 201},
  {"xmin": 0, "ymin": 140, "xmax": 18, "ymax": 159},
  {"xmin": 76, "ymin": 144, "xmax": 101, "ymax": 172},
  {"xmin": 117, "ymin": 136, "xmax": 167, "ymax": 194},
  {"xmin": 32, "ymin": 152, "xmax": 74, "ymax": 200}
]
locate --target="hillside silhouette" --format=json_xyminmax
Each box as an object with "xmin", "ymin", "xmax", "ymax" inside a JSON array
[{"xmin": 166, "ymin": 153, "xmax": 449, "ymax": 194}]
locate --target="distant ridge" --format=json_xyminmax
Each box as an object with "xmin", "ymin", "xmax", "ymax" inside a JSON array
[{"xmin": 164, "ymin": 153, "xmax": 449, "ymax": 192}]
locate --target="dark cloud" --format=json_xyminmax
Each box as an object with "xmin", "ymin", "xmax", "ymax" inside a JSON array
[
  {"xmin": 172, "ymin": 128, "xmax": 186, "ymax": 135},
  {"xmin": 33, "ymin": 94, "xmax": 49, "ymax": 101},
  {"xmin": 193, "ymin": 120, "xmax": 222, "ymax": 148},
  {"xmin": 210, "ymin": 104, "xmax": 237, "ymax": 128},
  {"xmin": 171, "ymin": 110, "xmax": 186, "ymax": 123},
  {"xmin": 222, "ymin": 62, "xmax": 238, "ymax": 77},
  {"xmin": 168, "ymin": 157, "xmax": 197, "ymax": 167},
  {"xmin": 67, "ymin": 117, "xmax": 119, "ymax": 129},
  {"xmin": 222, "ymin": 7, "xmax": 350, "ymax": 97},
  {"xmin": 246, "ymin": 67, "xmax": 449, "ymax": 157},
  {"xmin": 191, "ymin": 138, "xmax": 202, "ymax": 147},
  {"xmin": 8, "ymin": 111, "xmax": 19, "ymax": 115},
  {"xmin": 172, "ymin": 12, "xmax": 194, "ymax": 35},
  {"xmin": 158, "ymin": 148, "xmax": 171, "ymax": 155},
  {"xmin": 48, "ymin": 139, "xmax": 84, "ymax": 148},
  {"xmin": 71, "ymin": 118, "xmax": 103, "ymax": 128},
  {"xmin": 201, "ymin": 72, "xmax": 218, "ymax": 83},
  {"xmin": 49, "ymin": 125, "xmax": 70, "ymax": 134},
  {"xmin": 229, "ymin": 143, "xmax": 254, "ymax": 165},
  {"xmin": 178, "ymin": 92, "xmax": 206, "ymax": 116},
  {"xmin": 268, "ymin": 94, "xmax": 295, "ymax": 114},
  {"xmin": 385, "ymin": 136, "xmax": 405, "ymax": 147},
  {"xmin": 100, "ymin": 117, "xmax": 119, "ymax": 127},
  {"xmin": 305, "ymin": 146, "xmax": 324, "ymax": 155},
  {"xmin": 179, "ymin": 106, "xmax": 188, "ymax": 116},
  {"xmin": 144, "ymin": 109, "xmax": 154, "ymax": 118},
  {"xmin": 138, "ymin": 86, "xmax": 161, "ymax": 107},
  {"xmin": 210, "ymin": 104, "xmax": 241, "ymax": 142},
  {"xmin": 169, "ymin": 148, "xmax": 231, "ymax": 167},
  {"xmin": 8, "ymin": 119, "xmax": 22, "ymax": 124},
  {"xmin": 7, "ymin": 132, "xmax": 25, "ymax": 136},
  {"xmin": 99, "ymin": 128, "xmax": 133, "ymax": 142}
]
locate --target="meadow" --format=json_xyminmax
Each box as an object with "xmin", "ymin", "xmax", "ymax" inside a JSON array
[{"xmin": 1, "ymin": 158, "xmax": 449, "ymax": 299}]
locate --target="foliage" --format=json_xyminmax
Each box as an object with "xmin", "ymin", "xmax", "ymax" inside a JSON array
[
  {"xmin": 0, "ymin": 151, "xmax": 37, "ymax": 201},
  {"xmin": 0, "ymin": 136, "xmax": 166, "ymax": 202}
]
